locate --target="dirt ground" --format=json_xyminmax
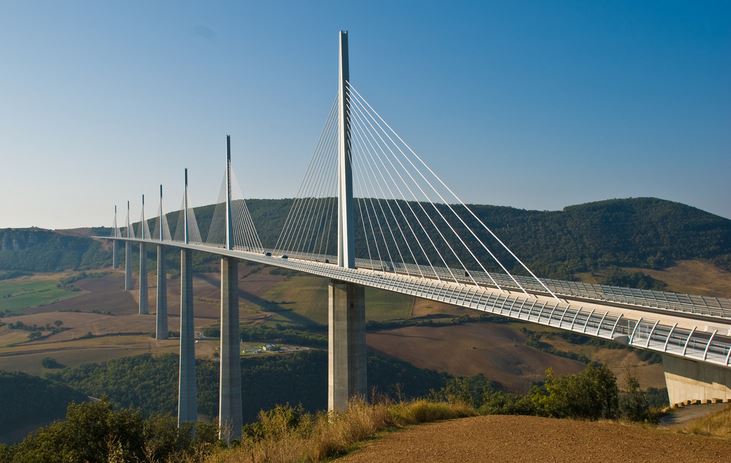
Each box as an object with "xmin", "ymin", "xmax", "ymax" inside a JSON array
[{"xmin": 339, "ymin": 415, "xmax": 731, "ymax": 463}]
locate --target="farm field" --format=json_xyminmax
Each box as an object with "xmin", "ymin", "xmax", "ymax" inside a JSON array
[
  {"xmin": 0, "ymin": 274, "xmax": 80, "ymax": 314},
  {"xmin": 367, "ymin": 323, "xmax": 585, "ymax": 391},
  {"xmin": 367, "ymin": 322, "xmax": 666, "ymax": 391}
]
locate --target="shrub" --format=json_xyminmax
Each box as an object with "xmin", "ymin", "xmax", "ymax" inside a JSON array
[
  {"xmin": 6, "ymin": 400, "xmax": 217, "ymax": 463},
  {"xmin": 41, "ymin": 357, "xmax": 65, "ymax": 369},
  {"xmin": 530, "ymin": 364, "xmax": 619, "ymax": 420},
  {"xmin": 619, "ymin": 371, "xmax": 656, "ymax": 423}
]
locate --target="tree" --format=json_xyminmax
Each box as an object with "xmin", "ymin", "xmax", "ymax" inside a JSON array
[
  {"xmin": 531, "ymin": 364, "xmax": 619, "ymax": 420},
  {"xmin": 619, "ymin": 369, "xmax": 653, "ymax": 422}
]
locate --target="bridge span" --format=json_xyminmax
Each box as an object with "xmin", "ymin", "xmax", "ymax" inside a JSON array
[{"xmin": 101, "ymin": 31, "xmax": 731, "ymax": 442}]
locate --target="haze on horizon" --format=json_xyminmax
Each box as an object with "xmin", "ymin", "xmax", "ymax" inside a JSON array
[{"xmin": 0, "ymin": 0, "xmax": 729, "ymax": 229}]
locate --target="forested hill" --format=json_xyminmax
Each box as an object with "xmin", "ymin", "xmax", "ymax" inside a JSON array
[
  {"xmin": 0, "ymin": 198, "xmax": 729, "ymax": 278},
  {"xmin": 0, "ymin": 228, "xmax": 109, "ymax": 272},
  {"xmin": 464, "ymin": 198, "xmax": 731, "ymax": 276}
]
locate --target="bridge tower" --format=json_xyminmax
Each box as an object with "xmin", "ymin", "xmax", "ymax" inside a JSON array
[
  {"xmin": 156, "ymin": 185, "xmax": 168, "ymax": 340},
  {"xmin": 139, "ymin": 194, "xmax": 149, "ymax": 315},
  {"xmin": 112, "ymin": 205, "xmax": 118, "ymax": 268},
  {"xmin": 124, "ymin": 200, "xmax": 133, "ymax": 291},
  {"xmin": 178, "ymin": 168, "xmax": 197, "ymax": 426},
  {"xmin": 219, "ymin": 135, "xmax": 243, "ymax": 443},
  {"xmin": 329, "ymin": 30, "xmax": 367, "ymax": 412}
]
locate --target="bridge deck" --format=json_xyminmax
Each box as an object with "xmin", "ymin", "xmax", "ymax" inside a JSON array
[{"xmin": 104, "ymin": 237, "xmax": 731, "ymax": 369}]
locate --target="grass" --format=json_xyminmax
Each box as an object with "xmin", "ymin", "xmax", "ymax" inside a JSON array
[
  {"xmin": 681, "ymin": 405, "xmax": 731, "ymax": 439},
  {"xmin": 207, "ymin": 399, "xmax": 475, "ymax": 463},
  {"xmin": 0, "ymin": 275, "xmax": 80, "ymax": 314},
  {"xmin": 576, "ymin": 259, "xmax": 731, "ymax": 299}
]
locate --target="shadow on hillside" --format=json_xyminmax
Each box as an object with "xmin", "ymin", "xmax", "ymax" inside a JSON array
[{"xmin": 195, "ymin": 273, "xmax": 320, "ymax": 329}]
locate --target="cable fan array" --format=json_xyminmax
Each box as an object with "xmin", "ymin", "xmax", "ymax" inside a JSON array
[
  {"xmin": 206, "ymin": 169, "xmax": 263, "ymax": 252},
  {"xmin": 172, "ymin": 193, "xmax": 203, "ymax": 244},
  {"xmin": 114, "ymin": 174, "xmax": 261, "ymax": 251},
  {"xmin": 275, "ymin": 82, "xmax": 557, "ymax": 299}
]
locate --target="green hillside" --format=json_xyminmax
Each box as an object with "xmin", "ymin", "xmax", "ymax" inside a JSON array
[
  {"xmin": 1, "ymin": 198, "xmax": 729, "ymax": 279},
  {"xmin": 0, "ymin": 371, "xmax": 87, "ymax": 441},
  {"xmin": 0, "ymin": 228, "xmax": 109, "ymax": 272},
  {"xmin": 49, "ymin": 351, "xmax": 447, "ymax": 423}
]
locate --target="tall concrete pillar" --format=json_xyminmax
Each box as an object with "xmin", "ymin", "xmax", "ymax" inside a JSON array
[
  {"xmin": 178, "ymin": 248, "xmax": 197, "ymax": 425},
  {"xmin": 112, "ymin": 205, "xmax": 118, "ymax": 268},
  {"xmin": 329, "ymin": 32, "xmax": 366, "ymax": 412},
  {"xmin": 156, "ymin": 184, "xmax": 168, "ymax": 339},
  {"xmin": 124, "ymin": 201, "xmax": 132, "ymax": 290},
  {"xmin": 139, "ymin": 194, "xmax": 149, "ymax": 315},
  {"xmin": 328, "ymin": 280, "xmax": 366, "ymax": 411},
  {"xmin": 156, "ymin": 245, "xmax": 167, "ymax": 339},
  {"xmin": 139, "ymin": 243, "xmax": 149, "ymax": 314},
  {"xmin": 219, "ymin": 257, "xmax": 242, "ymax": 442},
  {"xmin": 124, "ymin": 242, "xmax": 132, "ymax": 291}
]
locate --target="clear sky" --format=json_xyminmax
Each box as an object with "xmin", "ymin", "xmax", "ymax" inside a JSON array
[{"xmin": 1, "ymin": 0, "xmax": 729, "ymax": 229}]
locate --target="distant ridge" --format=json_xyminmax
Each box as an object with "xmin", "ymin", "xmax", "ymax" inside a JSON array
[{"xmin": 1, "ymin": 198, "xmax": 729, "ymax": 277}]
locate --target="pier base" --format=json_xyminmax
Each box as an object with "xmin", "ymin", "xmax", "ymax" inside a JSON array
[
  {"xmin": 178, "ymin": 249, "xmax": 197, "ymax": 426},
  {"xmin": 328, "ymin": 280, "xmax": 366, "ymax": 411},
  {"xmin": 124, "ymin": 242, "xmax": 132, "ymax": 291},
  {"xmin": 663, "ymin": 354, "xmax": 731, "ymax": 406},
  {"xmin": 139, "ymin": 243, "xmax": 148, "ymax": 314},
  {"xmin": 156, "ymin": 245, "xmax": 167, "ymax": 340},
  {"xmin": 219, "ymin": 257, "xmax": 242, "ymax": 443}
]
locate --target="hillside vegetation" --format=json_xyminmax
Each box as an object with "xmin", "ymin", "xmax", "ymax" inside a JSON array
[
  {"xmin": 0, "ymin": 228, "xmax": 108, "ymax": 272},
  {"xmin": 0, "ymin": 371, "xmax": 86, "ymax": 439},
  {"xmin": 49, "ymin": 352, "xmax": 448, "ymax": 422}
]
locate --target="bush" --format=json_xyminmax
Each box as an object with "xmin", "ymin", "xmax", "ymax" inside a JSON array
[
  {"xmin": 5, "ymin": 400, "xmax": 217, "ymax": 463},
  {"xmin": 530, "ymin": 364, "xmax": 619, "ymax": 420},
  {"xmin": 480, "ymin": 390, "xmax": 537, "ymax": 416},
  {"xmin": 41, "ymin": 357, "xmax": 65, "ymax": 369},
  {"xmin": 619, "ymin": 371, "xmax": 657, "ymax": 423}
]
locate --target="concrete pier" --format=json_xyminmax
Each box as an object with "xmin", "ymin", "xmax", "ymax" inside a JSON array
[
  {"xmin": 112, "ymin": 240, "xmax": 117, "ymax": 268},
  {"xmin": 178, "ymin": 248, "xmax": 197, "ymax": 425},
  {"xmin": 124, "ymin": 242, "xmax": 132, "ymax": 291},
  {"xmin": 139, "ymin": 243, "xmax": 149, "ymax": 314},
  {"xmin": 219, "ymin": 257, "xmax": 242, "ymax": 442},
  {"xmin": 663, "ymin": 354, "xmax": 731, "ymax": 405},
  {"xmin": 156, "ymin": 245, "xmax": 167, "ymax": 339},
  {"xmin": 328, "ymin": 280, "xmax": 366, "ymax": 411}
]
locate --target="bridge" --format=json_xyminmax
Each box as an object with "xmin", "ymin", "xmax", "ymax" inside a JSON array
[{"xmin": 101, "ymin": 31, "xmax": 731, "ymax": 443}]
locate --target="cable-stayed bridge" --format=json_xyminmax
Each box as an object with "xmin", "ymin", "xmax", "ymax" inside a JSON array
[{"xmin": 102, "ymin": 31, "xmax": 731, "ymax": 443}]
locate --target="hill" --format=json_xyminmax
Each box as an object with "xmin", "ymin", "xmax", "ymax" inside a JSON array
[
  {"xmin": 2, "ymin": 197, "xmax": 730, "ymax": 279},
  {"xmin": 0, "ymin": 228, "xmax": 109, "ymax": 272},
  {"xmin": 0, "ymin": 371, "xmax": 87, "ymax": 443}
]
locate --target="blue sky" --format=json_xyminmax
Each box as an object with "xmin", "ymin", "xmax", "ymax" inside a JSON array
[{"xmin": 0, "ymin": 0, "xmax": 729, "ymax": 228}]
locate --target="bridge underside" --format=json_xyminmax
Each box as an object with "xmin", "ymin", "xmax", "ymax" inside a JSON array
[{"xmin": 663, "ymin": 354, "xmax": 731, "ymax": 406}]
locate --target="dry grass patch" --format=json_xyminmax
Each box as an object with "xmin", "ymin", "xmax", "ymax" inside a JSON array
[
  {"xmin": 681, "ymin": 404, "xmax": 731, "ymax": 439},
  {"xmin": 207, "ymin": 400, "xmax": 475, "ymax": 463}
]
